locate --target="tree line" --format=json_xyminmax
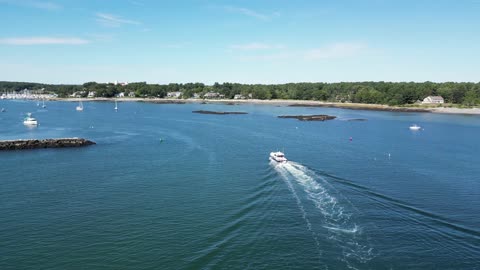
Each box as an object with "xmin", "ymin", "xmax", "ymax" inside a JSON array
[{"xmin": 1, "ymin": 81, "xmax": 479, "ymax": 106}]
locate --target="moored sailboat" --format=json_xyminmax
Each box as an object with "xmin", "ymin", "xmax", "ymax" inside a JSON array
[{"xmin": 76, "ymin": 100, "xmax": 84, "ymax": 111}]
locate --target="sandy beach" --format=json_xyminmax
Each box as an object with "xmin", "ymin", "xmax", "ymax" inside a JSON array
[{"xmin": 430, "ymin": 107, "xmax": 480, "ymax": 115}]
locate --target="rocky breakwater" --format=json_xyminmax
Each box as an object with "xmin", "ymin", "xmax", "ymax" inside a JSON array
[
  {"xmin": 0, "ymin": 138, "xmax": 96, "ymax": 151},
  {"xmin": 278, "ymin": 115, "xmax": 336, "ymax": 121}
]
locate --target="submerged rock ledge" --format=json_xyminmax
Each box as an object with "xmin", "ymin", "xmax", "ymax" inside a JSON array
[
  {"xmin": 192, "ymin": 110, "xmax": 248, "ymax": 115},
  {"xmin": 278, "ymin": 115, "xmax": 336, "ymax": 121},
  {"xmin": 0, "ymin": 138, "xmax": 96, "ymax": 151},
  {"xmin": 288, "ymin": 103, "xmax": 430, "ymax": 112}
]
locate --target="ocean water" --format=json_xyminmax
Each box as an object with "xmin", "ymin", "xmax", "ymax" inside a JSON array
[{"xmin": 0, "ymin": 100, "xmax": 479, "ymax": 269}]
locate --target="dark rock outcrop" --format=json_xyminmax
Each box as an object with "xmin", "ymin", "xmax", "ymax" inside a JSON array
[
  {"xmin": 0, "ymin": 138, "xmax": 96, "ymax": 151},
  {"xmin": 192, "ymin": 110, "xmax": 248, "ymax": 115},
  {"xmin": 278, "ymin": 115, "xmax": 336, "ymax": 121},
  {"xmin": 288, "ymin": 103, "xmax": 430, "ymax": 113},
  {"xmin": 344, "ymin": 118, "xmax": 368, "ymax": 121}
]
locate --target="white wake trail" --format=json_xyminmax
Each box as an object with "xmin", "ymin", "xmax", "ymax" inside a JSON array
[
  {"xmin": 272, "ymin": 161, "xmax": 324, "ymax": 263},
  {"xmin": 272, "ymin": 161, "xmax": 374, "ymax": 268}
]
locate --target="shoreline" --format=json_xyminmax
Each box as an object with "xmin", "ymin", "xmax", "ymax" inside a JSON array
[{"xmin": 7, "ymin": 97, "xmax": 480, "ymax": 115}]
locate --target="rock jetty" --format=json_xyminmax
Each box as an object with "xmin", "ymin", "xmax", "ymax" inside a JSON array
[
  {"xmin": 0, "ymin": 138, "xmax": 96, "ymax": 151},
  {"xmin": 278, "ymin": 115, "xmax": 336, "ymax": 121},
  {"xmin": 192, "ymin": 110, "xmax": 248, "ymax": 115}
]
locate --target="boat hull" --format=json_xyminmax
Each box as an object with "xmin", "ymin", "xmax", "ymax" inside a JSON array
[
  {"xmin": 23, "ymin": 121, "xmax": 37, "ymax": 125},
  {"xmin": 269, "ymin": 157, "xmax": 287, "ymax": 163}
]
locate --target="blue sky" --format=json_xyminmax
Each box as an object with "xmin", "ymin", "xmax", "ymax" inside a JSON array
[{"xmin": 0, "ymin": 0, "xmax": 479, "ymax": 84}]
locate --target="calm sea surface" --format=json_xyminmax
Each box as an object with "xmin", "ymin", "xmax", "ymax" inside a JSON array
[{"xmin": 1, "ymin": 100, "xmax": 479, "ymax": 269}]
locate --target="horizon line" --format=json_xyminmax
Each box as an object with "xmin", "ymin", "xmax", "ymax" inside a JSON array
[{"xmin": 1, "ymin": 80, "xmax": 480, "ymax": 86}]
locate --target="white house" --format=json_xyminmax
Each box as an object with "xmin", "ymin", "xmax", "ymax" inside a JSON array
[
  {"xmin": 112, "ymin": 80, "xmax": 129, "ymax": 86},
  {"xmin": 116, "ymin": 92, "xmax": 125, "ymax": 98},
  {"xmin": 204, "ymin": 92, "xmax": 220, "ymax": 99},
  {"xmin": 167, "ymin": 91, "xmax": 182, "ymax": 98},
  {"xmin": 70, "ymin": 91, "xmax": 85, "ymax": 98},
  {"xmin": 234, "ymin": 94, "xmax": 245, "ymax": 100},
  {"xmin": 128, "ymin": 92, "xmax": 135, "ymax": 97},
  {"xmin": 422, "ymin": 96, "xmax": 444, "ymax": 104},
  {"xmin": 193, "ymin": 93, "xmax": 201, "ymax": 99},
  {"xmin": 87, "ymin": 91, "xmax": 96, "ymax": 98}
]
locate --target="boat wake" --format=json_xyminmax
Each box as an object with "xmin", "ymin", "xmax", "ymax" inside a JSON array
[{"xmin": 272, "ymin": 161, "xmax": 373, "ymax": 269}]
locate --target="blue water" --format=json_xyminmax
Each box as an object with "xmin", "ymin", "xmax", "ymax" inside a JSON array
[{"xmin": 1, "ymin": 100, "xmax": 479, "ymax": 269}]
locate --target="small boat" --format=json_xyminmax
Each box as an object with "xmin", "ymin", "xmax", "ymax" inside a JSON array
[
  {"xmin": 23, "ymin": 113, "xmax": 38, "ymax": 125},
  {"xmin": 114, "ymin": 100, "xmax": 118, "ymax": 111},
  {"xmin": 1, "ymin": 108, "xmax": 5, "ymax": 112},
  {"xmin": 42, "ymin": 99, "xmax": 47, "ymax": 108},
  {"xmin": 36, "ymin": 100, "xmax": 40, "ymax": 106},
  {"xmin": 76, "ymin": 100, "xmax": 84, "ymax": 111},
  {"xmin": 409, "ymin": 124, "xmax": 421, "ymax": 130},
  {"xmin": 270, "ymin": 151, "xmax": 287, "ymax": 163}
]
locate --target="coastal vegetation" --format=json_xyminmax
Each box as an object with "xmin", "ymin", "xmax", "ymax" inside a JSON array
[{"xmin": 1, "ymin": 81, "xmax": 479, "ymax": 106}]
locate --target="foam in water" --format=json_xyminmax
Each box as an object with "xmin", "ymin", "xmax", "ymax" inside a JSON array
[
  {"xmin": 272, "ymin": 161, "xmax": 324, "ymax": 267},
  {"xmin": 272, "ymin": 161, "xmax": 373, "ymax": 268}
]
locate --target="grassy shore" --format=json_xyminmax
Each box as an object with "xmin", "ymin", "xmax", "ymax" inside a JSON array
[{"xmin": 48, "ymin": 97, "xmax": 480, "ymax": 115}]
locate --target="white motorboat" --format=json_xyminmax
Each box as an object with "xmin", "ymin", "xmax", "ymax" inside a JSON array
[
  {"xmin": 114, "ymin": 99, "xmax": 118, "ymax": 111},
  {"xmin": 409, "ymin": 124, "xmax": 421, "ymax": 130},
  {"xmin": 23, "ymin": 113, "xmax": 38, "ymax": 125},
  {"xmin": 76, "ymin": 100, "xmax": 84, "ymax": 111},
  {"xmin": 270, "ymin": 151, "xmax": 287, "ymax": 163},
  {"xmin": 1, "ymin": 108, "xmax": 5, "ymax": 112}
]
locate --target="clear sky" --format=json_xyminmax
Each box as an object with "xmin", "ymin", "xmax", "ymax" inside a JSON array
[{"xmin": 0, "ymin": 0, "xmax": 479, "ymax": 84}]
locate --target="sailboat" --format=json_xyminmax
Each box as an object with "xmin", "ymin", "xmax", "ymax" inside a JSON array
[
  {"xmin": 42, "ymin": 99, "xmax": 47, "ymax": 108},
  {"xmin": 76, "ymin": 100, "xmax": 84, "ymax": 111},
  {"xmin": 114, "ymin": 99, "xmax": 118, "ymax": 111}
]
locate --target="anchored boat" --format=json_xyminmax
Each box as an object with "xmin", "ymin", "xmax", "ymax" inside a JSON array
[
  {"xmin": 23, "ymin": 113, "xmax": 38, "ymax": 125},
  {"xmin": 409, "ymin": 124, "xmax": 421, "ymax": 130},
  {"xmin": 76, "ymin": 100, "xmax": 84, "ymax": 111}
]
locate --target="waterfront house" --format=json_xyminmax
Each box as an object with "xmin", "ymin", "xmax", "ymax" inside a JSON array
[
  {"xmin": 116, "ymin": 92, "xmax": 125, "ymax": 98},
  {"xmin": 193, "ymin": 93, "xmax": 201, "ymax": 99},
  {"xmin": 167, "ymin": 91, "xmax": 182, "ymax": 98},
  {"xmin": 128, "ymin": 92, "xmax": 135, "ymax": 97},
  {"xmin": 204, "ymin": 92, "xmax": 221, "ymax": 99},
  {"xmin": 234, "ymin": 94, "xmax": 246, "ymax": 100},
  {"xmin": 70, "ymin": 91, "xmax": 85, "ymax": 98},
  {"xmin": 87, "ymin": 91, "xmax": 96, "ymax": 98},
  {"xmin": 422, "ymin": 96, "xmax": 444, "ymax": 104}
]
